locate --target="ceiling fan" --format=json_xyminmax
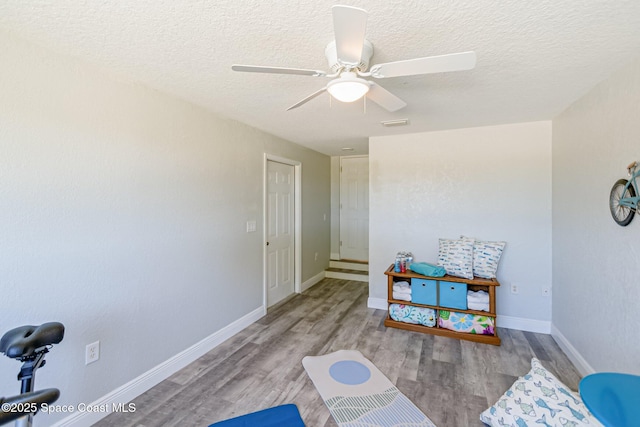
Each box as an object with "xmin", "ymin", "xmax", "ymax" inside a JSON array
[{"xmin": 232, "ymin": 5, "xmax": 476, "ymax": 112}]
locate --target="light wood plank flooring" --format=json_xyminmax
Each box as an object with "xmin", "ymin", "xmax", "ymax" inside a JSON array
[{"xmin": 94, "ymin": 278, "xmax": 582, "ymax": 427}]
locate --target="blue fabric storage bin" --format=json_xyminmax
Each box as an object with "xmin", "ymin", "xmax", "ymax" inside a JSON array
[
  {"xmin": 438, "ymin": 282, "xmax": 468, "ymax": 310},
  {"xmin": 411, "ymin": 278, "xmax": 437, "ymax": 305}
]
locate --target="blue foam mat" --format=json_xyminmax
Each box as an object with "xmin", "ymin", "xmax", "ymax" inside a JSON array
[{"xmin": 208, "ymin": 404, "xmax": 305, "ymax": 427}]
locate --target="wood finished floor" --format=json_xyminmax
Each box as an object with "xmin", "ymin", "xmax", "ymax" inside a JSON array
[{"xmin": 94, "ymin": 278, "xmax": 583, "ymax": 427}]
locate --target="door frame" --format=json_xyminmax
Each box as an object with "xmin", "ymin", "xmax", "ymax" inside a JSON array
[{"xmin": 263, "ymin": 154, "xmax": 302, "ymax": 310}]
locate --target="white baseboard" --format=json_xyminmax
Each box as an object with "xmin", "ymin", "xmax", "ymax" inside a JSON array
[
  {"xmin": 497, "ymin": 315, "xmax": 551, "ymax": 334},
  {"xmin": 367, "ymin": 297, "xmax": 388, "ymax": 310},
  {"xmin": 52, "ymin": 306, "xmax": 266, "ymax": 427},
  {"xmin": 367, "ymin": 298, "xmax": 552, "ymax": 334},
  {"xmin": 550, "ymin": 323, "xmax": 594, "ymax": 376},
  {"xmin": 301, "ymin": 271, "xmax": 325, "ymax": 292}
]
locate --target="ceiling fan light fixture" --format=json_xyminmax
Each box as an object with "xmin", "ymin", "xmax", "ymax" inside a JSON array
[
  {"xmin": 232, "ymin": 6, "xmax": 475, "ymax": 112},
  {"xmin": 327, "ymin": 73, "xmax": 370, "ymax": 103}
]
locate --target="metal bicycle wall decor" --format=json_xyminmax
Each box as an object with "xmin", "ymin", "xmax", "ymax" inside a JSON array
[{"xmin": 609, "ymin": 161, "xmax": 639, "ymax": 226}]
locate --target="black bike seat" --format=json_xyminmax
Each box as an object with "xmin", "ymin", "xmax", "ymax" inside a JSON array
[
  {"xmin": 0, "ymin": 322, "xmax": 65, "ymax": 359},
  {"xmin": 0, "ymin": 388, "xmax": 60, "ymax": 425}
]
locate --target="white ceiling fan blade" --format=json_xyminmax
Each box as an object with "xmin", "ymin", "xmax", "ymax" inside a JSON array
[
  {"xmin": 369, "ymin": 51, "xmax": 477, "ymax": 78},
  {"xmin": 332, "ymin": 5, "xmax": 368, "ymax": 66},
  {"xmin": 232, "ymin": 65, "xmax": 326, "ymax": 77},
  {"xmin": 366, "ymin": 83, "xmax": 407, "ymax": 112},
  {"xmin": 287, "ymin": 87, "xmax": 327, "ymax": 111}
]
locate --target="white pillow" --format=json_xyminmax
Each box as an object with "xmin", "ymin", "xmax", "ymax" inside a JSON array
[
  {"xmin": 471, "ymin": 239, "xmax": 505, "ymax": 279},
  {"xmin": 437, "ymin": 237, "xmax": 474, "ymax": 280},
  {"xmin": 480, "ymin": 358, "xmax": 602, "ymax": 427}
]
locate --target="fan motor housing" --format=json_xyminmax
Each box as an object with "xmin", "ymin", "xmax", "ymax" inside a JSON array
[{"xmin": 325, "ymin": 40, "xmax": 374, "ymax": 73}]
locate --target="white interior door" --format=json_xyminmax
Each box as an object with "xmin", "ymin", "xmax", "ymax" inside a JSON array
[
  {"xmin": 340, "ymin": 156, "xmax": 369, "ymax": 261},
  {"xmin": 266, "ymin": 160, "xmax": 295, "ymax": 307}
]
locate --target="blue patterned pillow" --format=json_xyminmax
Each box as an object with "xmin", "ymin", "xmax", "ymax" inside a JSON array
[
  {"xmin": 437, "ymin": 238, "xmax": 474, "ymax": 279},
  {"xmin": 471, "ymin": 239, "xmax": 505, "ymax": 279},
  {"xmin": 480, "ymin": 358, "xmax": 602, "ymax": 427}
]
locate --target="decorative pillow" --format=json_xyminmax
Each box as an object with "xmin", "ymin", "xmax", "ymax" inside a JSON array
[
  {"xmin": 438, "ymin": 310, "xmax": 494, "ymax": 335},
  {"xmin": 437, "ymin": 238, "xmax": 474, "ymax": 279},
  {"xmin": 461, "ymin": 236, "xmax": 506, "ymax": 279},
  {"xmin": 389, "ymin": 304, "xmax": 436, "ymax": 327},
  {"xmin": 480, "ymin": 358, "xmax": 603, "ymax": 427}
]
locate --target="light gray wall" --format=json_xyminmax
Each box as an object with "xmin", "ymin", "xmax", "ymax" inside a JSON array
[
  {"xmin": 369, "ymin": 122, "xmax": 553, "ymax": 327},
  {"xmin": 552, "ymin": 57, "xmax": 640, "ymax": 375},
  {"xmin": 0, "ymin": 30, "xmax": 329, "ymax": 424}
]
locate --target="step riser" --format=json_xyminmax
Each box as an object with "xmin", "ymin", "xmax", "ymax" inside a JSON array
[
  {"xmin": 325, "ymin": 271, "xmax": 369, "ymax": 282},
  {"xmin": 329, "ymin": 261, "xmax": 369, "ymax": 272}
]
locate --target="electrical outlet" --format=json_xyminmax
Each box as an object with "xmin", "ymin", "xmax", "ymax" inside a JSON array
[
  {"xmin": 86, "ymin": 341, "xmax": 100, "ymax": 365},
  {"xmin": 510, "ymin": 284, "xmax": 519, "ymax": 295},
  {"xmin": 542, "ymin": 287, "xmax": 551, "ymax": 297}
]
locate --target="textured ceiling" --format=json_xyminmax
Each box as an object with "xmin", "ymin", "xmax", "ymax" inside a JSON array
[{"xmin": 1, "ymin": 1, "xmax": 640, "ymax": 156}]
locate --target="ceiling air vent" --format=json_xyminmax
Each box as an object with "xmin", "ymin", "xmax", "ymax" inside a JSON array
[{"xmin": 381, "ymin": 119, "xmax": 409, "ymax": 127}]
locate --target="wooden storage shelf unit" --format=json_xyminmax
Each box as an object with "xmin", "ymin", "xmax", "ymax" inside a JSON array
[{"xmin": 384, "ymin": 264, "xmax": 501, "ymax": 345}]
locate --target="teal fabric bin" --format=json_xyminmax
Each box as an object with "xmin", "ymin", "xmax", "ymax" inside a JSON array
[
  {"xmin": 411, "ymin": 278, "xmax": 437, "ymax": 305},
  {"xmin": 438, "ymin": 282, "xmax": 468, "ymax": 310}
]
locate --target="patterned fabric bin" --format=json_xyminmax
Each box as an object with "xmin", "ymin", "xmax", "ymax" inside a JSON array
[
  {"xmin": 389, "ymin": 304, "xmax": 436, "ymax": 327},
  {"xmin": 438, "ymin": 310, "xmax": 495, "ymax": 335}
]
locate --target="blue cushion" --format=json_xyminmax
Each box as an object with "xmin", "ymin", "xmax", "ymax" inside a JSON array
[
  {"xmin": 580, "ymin": 373, "xmax": 640, "ymax": 427},
  {"xmin": 209, "ymin": 404, "xmax": 305, "ymax": 427}
]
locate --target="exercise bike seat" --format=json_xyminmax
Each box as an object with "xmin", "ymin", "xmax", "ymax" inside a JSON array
[
  {"xmin": 0, "ymin": 322, "xmax": 65, "ymax": 360},
  {"xmin": 0, "ymin": 388, "xmax": 60, "ymax": 425}
]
